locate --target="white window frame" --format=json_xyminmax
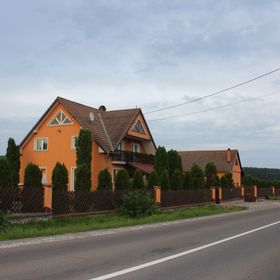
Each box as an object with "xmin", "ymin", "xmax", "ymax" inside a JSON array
[
  {"xmin": 71, "ymin": 136, "xmax": 78, "ymax": 150},
  {"xmin": 131, "ymin": 143, "xmax": 140, "ymax": 153},
  {"xmin": 34, "ymin": 138, "xmax": 48, "ymax": 152},
  {"xmin": 70, "ymin": 167, "xmax": 77, "ymax": 192},
  {"xmin": 48, "ymin": 110, "xmax": 73, "ymax": 127}
]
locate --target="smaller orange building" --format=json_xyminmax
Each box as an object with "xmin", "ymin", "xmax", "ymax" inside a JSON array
[
  {"xmin": 19, "ymin": 97, "xmax": 156, "ymax": 191},
  {"xmin": 178, "ymin": 148, "xmax": 244, "ymax": 186}
]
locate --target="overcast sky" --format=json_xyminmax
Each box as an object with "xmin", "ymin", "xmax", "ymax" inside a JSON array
[{"xmin": 0, "ymin": 0, "xmax": 280, "ymax": 168}]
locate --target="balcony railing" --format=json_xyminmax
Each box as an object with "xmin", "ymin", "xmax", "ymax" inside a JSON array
[{"xmin": 112, "ymin": 151, "xmax": 154, "ymax": 164}]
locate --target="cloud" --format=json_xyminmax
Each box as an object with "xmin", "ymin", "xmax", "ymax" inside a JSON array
[{"xmin": 0, "ymin": 0, "xmax": 280, "ymax": 167}]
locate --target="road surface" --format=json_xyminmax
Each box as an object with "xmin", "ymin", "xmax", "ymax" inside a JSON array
[{"xmin": 0, "ymin": 201, "xmax": 280, "ymax": 280}]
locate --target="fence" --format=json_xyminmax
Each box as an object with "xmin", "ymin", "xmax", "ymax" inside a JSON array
[
  {"xmin": 52, "ymin": 190, "xmax": 131, "ymax": 215},
  {"xmin": 258, "ymin": 187, "xmax": 273, "ymax": 199},
  {"xmin": 161, "ymin": 189, "xmax": 212, "ymax": 208},
  {"xmin": 222, "ymin": 187, "xmax": 242, "ymax": 201},
  {"xmin": 0, "ymin": 187, "xmax": 44, "ymax": 213},
  {"xmin": 275, "ymin": 188, "xmax": 280, "ymax": 197}
]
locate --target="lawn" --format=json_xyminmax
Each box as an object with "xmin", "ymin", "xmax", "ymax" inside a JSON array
[{"xmin": 0, "ymin": 204, "xmax": 246, "ymax": 241}]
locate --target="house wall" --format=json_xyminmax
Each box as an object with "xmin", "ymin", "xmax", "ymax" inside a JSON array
[
  {"xmin": 231, "ymin": 154, "xmax": 242, "ymax": 187},
  {"xmin": 20, "ymin": 103, "xmax": 80, "ymax": 190},
  {"xmin": 127, "ymin": 114, "xmax": 151, "ymax": 141}
]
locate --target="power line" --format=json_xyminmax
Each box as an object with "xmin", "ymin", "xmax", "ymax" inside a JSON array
[
  {"xmin": 144, "ymin": 67, "xmax": 280, "ymax": 115},
  {"xmin": 147, "ymin": 91, "xmax": 280, "ymax": 122}
]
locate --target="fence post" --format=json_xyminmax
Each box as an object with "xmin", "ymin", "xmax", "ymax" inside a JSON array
[
  {"xmin": 44, "ymin": 185, "xmax": 52, "ymax": 212},
  {"xmin": 241, "ymin": 186, "xmax": 245, "ymax": 199},
  {"xmin": 253, "ymin": 185, "xmax": 258, "ymax": 200},
  {"xmin": 272, "ymin": 186, "xmax": 275, "ymax": 195},
  {"xmin": 154, "ymin": 186, "xmax": 161, "ymax": 206},
  {"xmin": 211, "ymin": 187, "xmax": 216, "ymax": 203},
  {"xmin": 219, "ymin": 187, "xmax": 222, "ymax": 202}
]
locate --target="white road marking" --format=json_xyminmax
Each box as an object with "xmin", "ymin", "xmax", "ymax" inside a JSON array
[{"xmin": 90, "ymin": 220, "xmax": 280, "ymax": 280}]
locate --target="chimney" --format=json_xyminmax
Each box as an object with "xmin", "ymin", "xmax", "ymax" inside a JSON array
[
  {"xmin": 99, "ymin": 105, "xmax": 107, "ymax": 112},
  {"xmin": 226, "ymin": 148, "xmax": 232, "ymax": 163}
]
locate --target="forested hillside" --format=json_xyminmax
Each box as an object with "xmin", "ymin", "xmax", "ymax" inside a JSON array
[{"xmin": 244, "ymin": 167, "xmax": 280, "ymax": 181}]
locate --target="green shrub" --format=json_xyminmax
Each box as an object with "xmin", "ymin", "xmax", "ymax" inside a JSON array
[
  {"xmin": 171, "ymin": 169, "xmax": 183, "ymax": 190},
  {"xmin": 168, "ymin": 149, "xmax": 182, "ymax": 176},
  {"xmin": 0, "ymin": 159, "xmax": 10, "ymax": 187},
  {"xmin": 115, "ymin": 169, "xmax": 130, "ymax": 190},
  {"xmin": 52, "ymin": 162, "xmax": 68, "ymax": 191},
  {"xmin": 0, "ymin": 212, "xmax": 9, "ymax": 232},
  {"xmin": 132, "ymin": 170, "xmax": 145, "ymax": 189},
  {"xmin": 154, "ymin": 146, "xmax": 168, "ymax": 176},
  {"xmin": 120, "ymin": 191, "xmax": 158, "ymax": 218},
  {"xmin": 6, "ymin": 138, "xmax": 20, "ymax": 187},
  {"xmin": 75, "ymin": 164, "xmax": 91, "ymax": 191},
  {"xmin": 24, "ymin": 163, "xmax": 42, "ymax": 188},
  {"xmin": 191, "ymin": 164, "xmax": 205, "ymax": 189},
  {"xmin": 220, "ymin": 173, "xmax": 234, "ymax": 188},
  {"xmin": 97, "ymin": 169, "xmax": 112, "ymax": 191},
  {"xmin": 243, "ymin": 175, "xmax": 254, "ymax": 187},
  {"xmin": 205, "ymin": 162, "xmax": 218, "ymax": 188},
  {"xmin": 183, "ymin": 172, "xmax": 193, "ymax": 189},
  {"xmin": 160, "ymin": 169, "xmax": 170, "ymax": 190},
  {"xmin": 147, "ymin": 171, "xmax": 159, "ymax": 189}
]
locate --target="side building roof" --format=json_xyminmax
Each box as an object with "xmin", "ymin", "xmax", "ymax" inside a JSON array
[{"xmin": 178, "ymin": 149, "xmax": 243, "ymax": 174}]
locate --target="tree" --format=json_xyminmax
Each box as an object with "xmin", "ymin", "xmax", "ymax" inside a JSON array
[
  {"xmin": 168, "ymin": 150, "xmax": 182, "ymax": 177},
  {"xmin": 6, "ymin": 138, "xmax": 20, "ymax": 187},
  {"xmin": 97, "ymin": 169, "xmax": 112, "ymax": 191},
  {"xmin": 154, "ymin": 146, "xmax": 168, "ymax": 176},
  {"xmin": 183, "ymin": 172, "xmax": 193, "ymax": 189},
  {"xmin": 75, "ymin": 129, "xmax": 92, "ymax": 191},
  {"xmin": 75, "ymin": 164, "xmax": 91, "ymax": 191},
  {"xmin": 115, "ymin": 169, "xmax": 130, "ymax": 190},
  {"xmin": 24, "ymin": 163, "xmax": 42, "ymax": 188},
  {"xmin": 52, "ymin": 162, "xmax": 68, "ymax": 191},
  {"xmin": 160, "ymin": 169, "xmax": 170, "ymax": 190},
  {"xmin": 147, "ymin": 171, "xmax": 159, "ymax": 189},
  {"xmin": 191, "ymin": 164, "xmax": 205, "ymax": 189},
  {"xmin": 132, "ymin": 170, "xmax": 145, "ymax": 189},
  {"xmin": 243, "ymin": 175, "xmax": 254, "ymax": 187},
  {"xmin": 205, "ymin": 162, "xmax": 218, "ymax": 188},
  {"xmin": 220, "ymin": 172, "xmax": 234, "ymax": 188},
  {"xmin": 0, "ymin": 159, "xmax": 10, "ymax": 187},
  {"xmin": 171, "ymin": 169, "xmax": 183, "ymax": 190}
]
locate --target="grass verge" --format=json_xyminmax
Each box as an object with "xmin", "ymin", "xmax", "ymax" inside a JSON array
[{"xmin": 0, "ymin": 204, "xmax": 246, "ymax": 241}]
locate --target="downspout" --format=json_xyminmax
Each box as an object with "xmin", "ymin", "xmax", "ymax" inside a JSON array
[{"xmin": 98, "ymin": 113, "xmax": 114, "ymax": 169}]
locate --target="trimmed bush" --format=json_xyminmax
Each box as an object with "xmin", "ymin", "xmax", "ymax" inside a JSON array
[
  {"xmin": 115, "ymin": 169, "xmax": 130, "ymax": 190},
  {"xmin": 168, "ymin": 150, "xmax": 182, "ymax": 176},
  {"xmin": 191, "ymin": 164, "xmax": 205, "ymax": 189},
  {"xmin": 97, "ymin": 169, "xmax": 112, "ymax": 191},
  {"xmin": 147, "ymin": 171, "xmax": 159, "ymax": 189},
  {"xmin": 243, "ymin": 175, "xmax": 254, "ymax": 187},
  {"xmin": 205, "ymin": 162, "xmax": 218, "ymax": 188},
  {"xmin": 0, "ymin": 159, "xmax": 10, "ymax": 187},
  {"xmin": 52, "ymin": 162, "xmax": 68, "ymax": 191},
  {"xmin": 24, "ymin": 163, "xmax": 42, "ymax": 188},
  {"xmin": 75, "ymin": 129, "xmax": 92, "ymax": 191},
  {"xmin": 6, "ymin": 138, "xmax": 20, "ymax": 187},
  {"xmin": 154, "ymin": 146, "xmax": 168, "ymax": 176},
  {"xmin": 160, "ymin": 169, "xmax": 170, "ymax": 190},
  {"xmin": 220, "ymin": 172, "xmax": 234, "ymax": 188},
  {"xmin": 183, "ymin": 172, "xmax": 193, "ymax": 189},
  {"xmin": 75, "ymin": 164, "xmax": 91, "ymax": 192},
  {"xmin": 120, "ymin": 191, "xmax": 158, "ymax": 218},
  {"xmin": 171, "ymin": 169, "xmax": 183, "ymax": 190},
  {"xmin": 132, "ymin": 170, "xmax": 145, "ymax": 189}
]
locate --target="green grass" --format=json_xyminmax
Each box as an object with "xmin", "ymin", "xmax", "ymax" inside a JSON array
[{"xmin": 0, "ymin": 205, "xmax": 246, "ymax": 241}]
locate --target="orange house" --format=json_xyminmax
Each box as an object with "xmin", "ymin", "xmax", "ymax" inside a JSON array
[
  {"xmin": 178, "ymin": 149, "xmax": 244, "ymax": 187},
  {"xmin": 19, "ymin": 97, "xmax": 156, "ymax": 191}
]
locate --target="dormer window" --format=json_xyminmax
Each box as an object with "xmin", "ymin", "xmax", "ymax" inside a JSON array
[
  {"xmin": 133, "ymin": 120, "xmax": 145, "ymax": 134},
  {"xmin": 49, "ymin": 110, "xmax": 72, "ymax": 126}
]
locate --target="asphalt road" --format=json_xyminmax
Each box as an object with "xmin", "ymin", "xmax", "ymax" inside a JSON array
[{"xmin": 0, "ymin": 202, "xmax": 280, "ymax": 280}]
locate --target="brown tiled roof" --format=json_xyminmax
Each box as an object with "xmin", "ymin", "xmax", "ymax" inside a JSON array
[
  {"xmin": 178, "ymin": 150, "xmax": 242, "ymax": 173},
  {"xmin": 20, "ymin": 97, "xmax": 154, "ymax": 153}
]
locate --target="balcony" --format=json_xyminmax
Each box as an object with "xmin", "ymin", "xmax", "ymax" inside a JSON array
[{"xmin": 112, "ymin": 151, "xmax": 154, "ymax": 165}]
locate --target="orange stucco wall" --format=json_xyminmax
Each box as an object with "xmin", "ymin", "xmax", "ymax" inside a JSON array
[
  {"xmin": 20, "ymin": 104, "xmax": 80, "ymax": 190},
  {"xmin": 127, "ymin": 115, "xmax": 151, "ymax": 141}
]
